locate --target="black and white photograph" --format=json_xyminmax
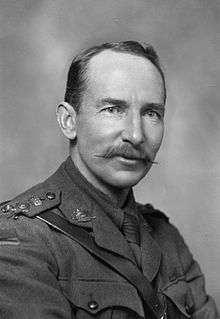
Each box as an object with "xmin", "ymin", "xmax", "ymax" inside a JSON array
[{"xmin": 0, "ymin": 1, "xmax": 219, "ymax": 318}]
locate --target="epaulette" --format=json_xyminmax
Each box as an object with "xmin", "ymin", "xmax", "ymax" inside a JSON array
[
  {"xmin": 0, "ymin": 186, "xmax": 61, "ymax": 220},
  {"xmin": 137, "ymin": 203, "xmax": 169, "ymax": 223}
]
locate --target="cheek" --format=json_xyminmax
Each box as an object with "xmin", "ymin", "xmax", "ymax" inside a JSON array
[
  {"xmin": 144, "ymin": 123, "xmax": 164, "ymax": 151},
  {"xmin": 79, "ymin": 115, "xmax": 119, "ymax": 142},
  {"xmin": 77, "ymin": 117, "xmax": 110, "ymax": 149},
  {"xmin": 155, "ymin": 126, "xmax": 164, "ymax": 150}
]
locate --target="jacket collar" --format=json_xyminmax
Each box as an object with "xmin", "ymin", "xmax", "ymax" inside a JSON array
[
  {"xmin": 45, "ymin": 157, "xmax": 136, "ymax": 264},
  {"xmin": 45, "ymin": 157, "xmax": 162, "ymax": 277}
]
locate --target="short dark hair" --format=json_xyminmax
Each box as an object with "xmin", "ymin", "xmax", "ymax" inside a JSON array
[{"xmin": 64, "ymin": 41, "xmax": 166, "ymax": 112}]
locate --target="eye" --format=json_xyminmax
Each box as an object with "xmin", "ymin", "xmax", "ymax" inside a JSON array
[
  {"xmin": 144, "ymin": 109, "xmax": 160, "ymax": 119},
  {"xmin": 143, "ymin": 109, "xmax": 163, "ymax": 120},
  {"xmin": 102, "ymin": 106, "xmax": 123, "ymax": 114},
  {"xmin": 149, "ymin": 110, "xmax": 157, "ymax": 117}
]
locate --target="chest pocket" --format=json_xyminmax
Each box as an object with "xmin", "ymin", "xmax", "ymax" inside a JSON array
[
  {"xmin": 161, "ymin": 278, "xmax": 194, "ymax": 319},
  {"xmin": 60, "ymin": 280, "xmax": 145, "ymax": 319}
]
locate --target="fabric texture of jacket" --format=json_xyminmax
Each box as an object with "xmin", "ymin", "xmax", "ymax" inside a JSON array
[{"xmin": 0, "ymin": 157, "xmax": 218, "ymax": 319}]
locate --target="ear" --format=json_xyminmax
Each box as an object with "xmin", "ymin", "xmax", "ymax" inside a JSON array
[{"xmin": 56, "ymin": 102, "xmax": 77, "ymax": 140}]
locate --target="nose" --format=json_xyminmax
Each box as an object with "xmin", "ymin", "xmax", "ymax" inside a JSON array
[{"xmin": 121, "ymin": 111, "xmax": 144, "ymax": 146}]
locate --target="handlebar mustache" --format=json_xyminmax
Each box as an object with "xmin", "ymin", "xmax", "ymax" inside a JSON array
[{"xmin": 96, "ymin": 145, "xmax": 158, "ymax": 164}]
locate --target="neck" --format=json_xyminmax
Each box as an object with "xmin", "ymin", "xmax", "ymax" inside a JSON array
[{"xmin": 106, "ymin": 187, "xmax": 130, "ymax": 208}]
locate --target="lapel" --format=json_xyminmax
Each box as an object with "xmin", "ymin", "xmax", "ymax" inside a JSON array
[
  {"xmin": 45, "ymin": 160, "xmax": 162, "ymax": 277},
  {"xmin": 92, "ymin": 206, "xmax": 136, "ymax": 264},
  {"xmin": 46, "ymin": 161, "xmax": 136, "ymax": 265},
  {"xmin": 61, "ymin": 195, "xmax": 136, "ymax": 264},
  {"xmin": 140, "ymin": 216, "xmax": 162, "ymax": 282}
]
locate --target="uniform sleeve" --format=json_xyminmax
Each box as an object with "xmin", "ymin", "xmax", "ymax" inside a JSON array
[
  {"xmin": 0, "ymin": 215, "xmax": 74, "ymax": 319},
  {"xmin": 185, "ymin": 259, "xmax": 219, "ymax": 319}
]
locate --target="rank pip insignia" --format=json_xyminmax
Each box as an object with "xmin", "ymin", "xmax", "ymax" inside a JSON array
[
  {"xmin": 71, "ymin": 209, "xmax": 95, "ymax": 222},
  {"xmin": 30, "ymin": 197, "xmax": 43, "ymax": 207}
]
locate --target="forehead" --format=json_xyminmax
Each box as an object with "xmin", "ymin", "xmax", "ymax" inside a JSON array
[{"xmin": 86, "ymin": 50, "xmax": 165, "ymax": 102}]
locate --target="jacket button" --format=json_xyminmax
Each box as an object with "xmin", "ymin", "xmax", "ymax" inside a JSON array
[
  {"xmin": 88, "ymin": 300, "xmax": 98, "ymax": 310},
  {"xmin": 46, "ymin": 192, "xmax": 56, "ymax": 200}
]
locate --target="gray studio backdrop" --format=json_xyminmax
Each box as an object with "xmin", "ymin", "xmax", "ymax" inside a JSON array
[{"xmin": 0, "ymin": 0, "xmax": 219, "ymax": 307}]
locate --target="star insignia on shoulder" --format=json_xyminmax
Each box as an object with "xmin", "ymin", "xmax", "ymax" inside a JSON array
[{"xmin": 0, "ymin": 190, "xmax": 60, "ymax": 219}]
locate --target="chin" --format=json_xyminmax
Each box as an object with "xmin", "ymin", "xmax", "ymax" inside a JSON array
[{"xmin": 105, "ymin": 169, "xmax": 149, "ymax": 189}]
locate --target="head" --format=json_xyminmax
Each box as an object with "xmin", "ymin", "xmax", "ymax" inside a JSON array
[
  {"xmin": 64, "ymin": 41, "xmax": 166, "ymax": 112},
  {"xmin": 57, "ymin": 41, "xmax": 166, "ymax": 195}
]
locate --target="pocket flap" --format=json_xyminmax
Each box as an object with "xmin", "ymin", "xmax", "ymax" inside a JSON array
[{"xmin": 63, "ymin": 280, "xmax": 145, "ymax": 317}]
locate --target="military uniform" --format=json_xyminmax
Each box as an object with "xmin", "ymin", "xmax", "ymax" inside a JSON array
[{"xmin": 0, "ymin": 157, "xmax": 218, "ymax": 319}]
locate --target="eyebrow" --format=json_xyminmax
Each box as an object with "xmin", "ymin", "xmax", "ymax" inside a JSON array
[
  {"xmin": 97, "ymin": 98, "xmax": 165, "ymax": 110},
  {"xmin": 143, "ymin": 103, "xmax": 165, "ymax": 111},
  {"xmin": 97, "ymin": 98, "xmax": 128, "ymax": 108}
]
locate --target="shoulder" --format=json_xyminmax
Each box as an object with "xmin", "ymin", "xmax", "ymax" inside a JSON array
[
  {"xmin": 137, "ymin": 202, "xmax": 183, "ymax": 242},
  {"xmin": 136, "ymin": 202, "xmax": 169, "ymax": 224},
  {"xmin": 137, "ymin": 202, "xmax": 193, "ymax": 271},
  {"xmin": 0, "ymin": 183, "xmax": 64, "ymax": 262},
  {"xmin": 0, "ymin": 182, "xmax": 61, "ymax": 220},
  {"xmin": 0, "ymin": 182, "xmax": 62, "ymax": 245}
]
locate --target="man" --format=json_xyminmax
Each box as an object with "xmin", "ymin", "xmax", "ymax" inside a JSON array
[{"xmin": 0, "ymin": 41, "xmax": 218, "ymax": 318}]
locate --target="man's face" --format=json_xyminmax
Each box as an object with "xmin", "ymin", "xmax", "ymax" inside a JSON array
[{"xmin": 72, "ymin": 50, "xmax": 165, "ymax": 193}]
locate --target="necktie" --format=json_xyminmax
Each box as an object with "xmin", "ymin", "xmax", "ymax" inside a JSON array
[
  {"xmin": 122, "ymin": 212, "xmax": 140, "ymax": 245},
  {"xmin": 122, "ymin": 212, "xmax": 141, "ymax": 267}
]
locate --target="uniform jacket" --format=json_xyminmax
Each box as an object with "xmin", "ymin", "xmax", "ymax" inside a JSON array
[{"xmin": 0, "ymin": 157, "xmax": 218, "ymax": 319}]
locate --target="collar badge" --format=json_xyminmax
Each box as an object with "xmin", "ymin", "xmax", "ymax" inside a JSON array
[{"xmin": 71, "ymin": 209, "xmax": 96, "ymax": 222}]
